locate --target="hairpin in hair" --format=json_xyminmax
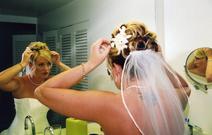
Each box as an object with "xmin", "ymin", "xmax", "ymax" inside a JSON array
[
  {"xmin": 111, "ymin": 26, "xmax": 132, "ymax": 55},
  {"xmin": 30, "ymin": 46, "xmax": 46, "ymax": 52},
  {"xmin": 31, "ymin": 48, "xmax": 41, "ymax": 52}
]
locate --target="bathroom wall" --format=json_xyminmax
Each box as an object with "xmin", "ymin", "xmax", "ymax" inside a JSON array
[
  {"xmin": 38, "ymin": 0, "xmax": 157, "ymax": 92},
  {"xmin": 164, "ymin": 0, "xmax": 212, "ymax": 134},
  {"xmin": 0, "ymin": 15, "xmax": 37, "ymax": 24}
]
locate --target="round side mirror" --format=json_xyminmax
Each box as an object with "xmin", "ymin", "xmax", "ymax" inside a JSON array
[{"xmin": 185, "ymin": 47, "xmax": 212, "ymax": 92}]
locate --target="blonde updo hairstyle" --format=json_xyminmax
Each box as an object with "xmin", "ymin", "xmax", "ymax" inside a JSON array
[
  {"xmin": 108, "ymin": 22, "xmax": 159, "ymax": 69},
  {"xmin": 194, "ymin": 48, "xmax": 207, "ymax": 59},
  {"xmin": 28, "ymin": 42, "xmax": 52, "ymax": 64}
]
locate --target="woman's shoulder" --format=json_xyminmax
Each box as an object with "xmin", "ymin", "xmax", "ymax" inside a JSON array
[
  {"xmin": 11, "ymin": 75, "xmax": 31, "ymax": 96},
  {"xmin": 13, "ymin": 75, "xmax": 27, "ymax": 80},
  {"xmin": 13, "ymin": 75, "xmax": 28, "ymax": 85}
]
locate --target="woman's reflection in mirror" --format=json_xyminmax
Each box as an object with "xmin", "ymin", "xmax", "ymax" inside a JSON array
[
  {"xmin": 187, "ymin": 48, "xmax": 212, "ymax": 83},
  {"xmin": 0, "ymin": 42, "xmax": 70, "ymax": 135}
]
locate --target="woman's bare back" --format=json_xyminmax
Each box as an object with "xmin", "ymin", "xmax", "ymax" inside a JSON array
[{"xmin": 98, "ymin": 95, "xmax": 142, "ymax": 135}]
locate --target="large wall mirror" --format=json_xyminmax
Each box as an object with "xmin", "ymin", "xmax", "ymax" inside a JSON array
[{"xmin": 185, "ymin": 47, "xmax": 212, "ymax": 92}]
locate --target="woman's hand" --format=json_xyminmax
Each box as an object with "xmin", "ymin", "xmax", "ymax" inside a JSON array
[
  {"xmin": 51, "ymin": 51, "xmax": 71, "ymax": 71},
  {"xmin": 51, "ymin": 51, "xmax": 61, "ymax": 65},
  {"xmin": 88, "ymin": 38, "xmax": 111, "ymax": 66},
  {"xmin": 21, "ymin": 47, "xmax": 34, "ymax": 66}
]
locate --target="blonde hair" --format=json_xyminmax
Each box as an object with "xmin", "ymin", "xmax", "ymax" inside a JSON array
[
  {"xmin": 28, "ymin": 42, "xmax": 52, "ymax": 63},
  {"xmin": 194, "ymin": 48, "xmax": 206, "ymax": 59},
  {"xmin": 108, "ymin": 21, "xmax": 159, "ymax": 68}
]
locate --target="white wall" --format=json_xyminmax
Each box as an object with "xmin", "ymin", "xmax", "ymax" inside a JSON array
[
  {"xmin": 164, "ymin": 0, "xmax": 212, "ymax": 134},
  {"xmin": 38, "ymin": 0, "xmax": 157, "ymax": 92},
  {"xmin": 38, "ymin": 0, "xmax": 156, "ymax": 32}
]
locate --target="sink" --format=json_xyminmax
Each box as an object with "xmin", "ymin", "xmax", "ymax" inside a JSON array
[{"xmin": 36, "ymin": 128, "xmax": 66, "ymax": 135}]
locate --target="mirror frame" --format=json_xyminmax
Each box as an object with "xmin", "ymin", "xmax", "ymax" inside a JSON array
[{"xmin": 185, "ymin": 47, "xmax": 212, "ymax": 92}]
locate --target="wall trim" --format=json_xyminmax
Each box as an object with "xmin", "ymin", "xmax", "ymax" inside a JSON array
[{"xmin": 0, "ymin": 14, "xmax": 37, "ymax": 24}]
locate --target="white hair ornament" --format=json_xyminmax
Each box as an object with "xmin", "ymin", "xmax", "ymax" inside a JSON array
[{"xmin": 111, "ymin": 26, "xmax": 132, "ymax": 55}]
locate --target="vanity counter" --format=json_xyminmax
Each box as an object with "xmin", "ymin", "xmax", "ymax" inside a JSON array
[{"xmin": 36, "ymin": 122, "xmax": 104, "ymax": 135}]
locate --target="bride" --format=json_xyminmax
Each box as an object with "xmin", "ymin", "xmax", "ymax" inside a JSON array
[{"xmin": 35, "ymin": 22, "xmax": 191, "ymax": 135}]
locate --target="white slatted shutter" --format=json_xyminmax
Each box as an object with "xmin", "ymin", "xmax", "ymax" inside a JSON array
[
  {"xmin": 73, "ymin": 29, "xmax": 88, "ymax": 90},
  {"xmin": 61, "ymin": 33, "xmax": 73, "ymax": 67},
  {"xmin": 43, "ymin": 30, "xmax": 58, "ymax": 75},
  {"xmin": 44, "ymin": 21, "xmax": 89, "ymax": 90},
  {"xmin": 59, "ymin": 22, "xmax": 89, "ymax": 90}
]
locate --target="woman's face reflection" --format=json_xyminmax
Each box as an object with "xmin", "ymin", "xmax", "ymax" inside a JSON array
[
  {"xmin": 32, "ymin": 56, "xmax": 52, "ymax": 79},
  {"xmin": 186, "ymin": 47, "xmax": 212, "ymax": 85},
  {"xmin": 193, "ymin": 57, "xmax": 207, "ymax": 70}
]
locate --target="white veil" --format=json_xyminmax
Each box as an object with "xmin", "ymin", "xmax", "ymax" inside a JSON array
[{"xmin": 121, "ymin": 50, "xmax": 188, "ymax": 135}]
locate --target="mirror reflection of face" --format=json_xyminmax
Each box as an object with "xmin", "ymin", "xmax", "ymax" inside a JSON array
[
  {"xmin": 193, "ymin": 57, "xmax": 207, "ymax": 69},
  {"xmin": 186, "ymin": 47, "xmax": 212, "ymax": 85},
  {"xmin": 32, "ymin": 56, "xmax": 52, "ymax": 79}
]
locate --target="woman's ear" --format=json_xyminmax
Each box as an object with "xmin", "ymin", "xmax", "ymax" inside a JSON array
[{"xmin": 112, "ymin": 63, "xmax": 122, "ymax": 89}]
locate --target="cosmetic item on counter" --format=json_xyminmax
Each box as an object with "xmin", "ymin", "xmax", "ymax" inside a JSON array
[{"xmin": 66, "ymin": 118, "xmax": 88, "ymax": 135}]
